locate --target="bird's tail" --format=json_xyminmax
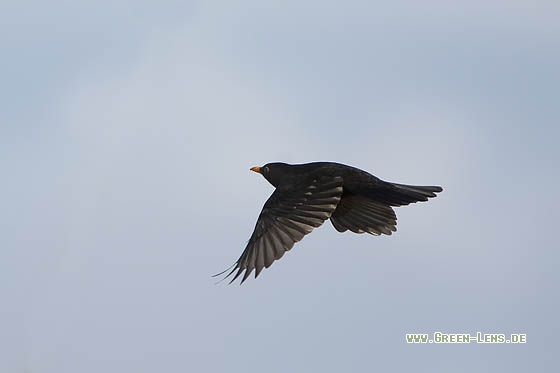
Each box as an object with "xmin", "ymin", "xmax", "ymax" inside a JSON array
[{"xmin": 368, "ymin": 182, "xmax": 443, "ymax": 206}]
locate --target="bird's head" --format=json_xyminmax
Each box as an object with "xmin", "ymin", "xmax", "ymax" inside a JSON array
[{"xmin": 250, "ymin": 162, "xmax": 293, "ymax": 188}]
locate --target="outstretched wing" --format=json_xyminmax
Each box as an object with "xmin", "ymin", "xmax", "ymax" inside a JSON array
[
  {"xmin": 330, "ymin": 194, "xmax": 397, "ymax": 235},
  {"xmin": 330, "ymin": 182, "xmax": 442, "ymax": 235},
  {"xmin": 218, "ymin": 176, "xmax": 343, "ymax": 284}
]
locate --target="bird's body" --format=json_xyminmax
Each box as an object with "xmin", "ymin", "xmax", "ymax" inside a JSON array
[{"xmin": 216, "ymin": 162, "xmax": 443, "ymax": 284}]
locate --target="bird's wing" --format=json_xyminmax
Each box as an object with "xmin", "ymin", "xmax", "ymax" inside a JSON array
[
  {"xmin": 330, "ymin": 194, "xmax": 397, "ymax": 235},
  {"xmin": 218, "ymin": 176, "xmax": 343, "ymax": 284}
]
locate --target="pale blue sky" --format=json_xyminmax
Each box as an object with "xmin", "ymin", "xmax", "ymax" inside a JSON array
[{"xmin": 2, "ymin": 1, "xmax": 559, "ymax": 372}]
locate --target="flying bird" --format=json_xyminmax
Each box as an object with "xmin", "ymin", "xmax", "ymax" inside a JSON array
[{"xmin": 215, "ymin": 162, "xmax": 442, "ymax": 284}]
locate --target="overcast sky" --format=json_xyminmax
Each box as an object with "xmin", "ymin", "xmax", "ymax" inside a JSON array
[{"xmin": 2, "ymin": 1, "xmax": 559, "ymax": 372}]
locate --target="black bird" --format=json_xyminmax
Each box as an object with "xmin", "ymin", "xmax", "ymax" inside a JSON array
[{"xmin": 216, "ymin": 162, "xmax": 442, "ymax": 284}]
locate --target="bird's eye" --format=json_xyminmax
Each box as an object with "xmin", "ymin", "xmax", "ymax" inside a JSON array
[{"xmin": 264, "ymin": 166, "xmax": 270, "ymax": 173}]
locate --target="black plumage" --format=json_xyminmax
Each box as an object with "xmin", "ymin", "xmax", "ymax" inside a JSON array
[{"xmin": 215, "ymin": 162, "xmax": 443, "ymax": 284}]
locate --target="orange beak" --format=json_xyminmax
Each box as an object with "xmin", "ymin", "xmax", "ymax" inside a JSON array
[{"xmin": 250, "ymin": 166, "xmax": 261, "ymax": 173}]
